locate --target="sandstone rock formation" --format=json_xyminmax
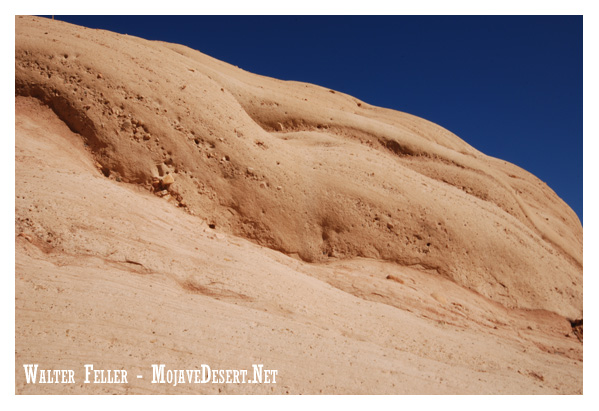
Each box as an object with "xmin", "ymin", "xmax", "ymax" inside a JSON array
[{"xmin": 15, "ymin": 16, "xmax": 583, "ymax": 394}]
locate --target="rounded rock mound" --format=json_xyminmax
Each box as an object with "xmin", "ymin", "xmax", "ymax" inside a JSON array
[{"xmin": 15, "ymin": 15, "xmax": 582, "ymax": 319}]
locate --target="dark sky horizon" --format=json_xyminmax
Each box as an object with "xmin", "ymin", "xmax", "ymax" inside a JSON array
[{"xmin": 47, "ymin": 15, "xmax": 583, "ymax": 224}]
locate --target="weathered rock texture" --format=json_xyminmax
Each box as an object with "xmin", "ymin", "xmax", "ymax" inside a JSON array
[{"xmin": 15, "ymin": 16, "xmax": 583, "ymax": 394}]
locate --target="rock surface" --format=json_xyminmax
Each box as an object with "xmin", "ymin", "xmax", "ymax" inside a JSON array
[{"xmin": 15, "ymin": 16, "xmax": 582, "ymax": 394}]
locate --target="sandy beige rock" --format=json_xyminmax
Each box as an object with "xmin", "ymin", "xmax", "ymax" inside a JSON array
[
  {"xmin": 161, "ymin": 173, "xmax": 174, "ymax": 186},
  {"xmin": 14, "ymin": 16, "xmax": 582, "ymax": 319},
  {"xmin": 14, "ymin": 16, "xmax": 582, "ymax": 394}
]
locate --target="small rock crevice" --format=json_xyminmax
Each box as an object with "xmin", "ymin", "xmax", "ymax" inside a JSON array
[{"xmin": 570, "ymin": 318, "xmax": 583, "ymax": 342}]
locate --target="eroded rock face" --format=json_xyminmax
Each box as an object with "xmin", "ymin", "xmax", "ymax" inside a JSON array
[{"xmin": 15, "ymin": 16, "xmax": 582, "ymax": 318}]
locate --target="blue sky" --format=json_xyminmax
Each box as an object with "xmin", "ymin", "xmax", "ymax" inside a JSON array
[{"xmin": 49, "ymin": 15, "xmax": 583, "ymax": 224}]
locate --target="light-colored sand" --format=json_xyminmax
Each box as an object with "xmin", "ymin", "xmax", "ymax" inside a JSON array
[{"xmin": 15, "ymin": 16, "xmax": 582, "ymax": 394}]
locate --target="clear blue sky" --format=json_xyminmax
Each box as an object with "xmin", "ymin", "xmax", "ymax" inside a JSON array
[{"xmin": 49, "ymin": 15, "xmax": 583, "ymax": 224}]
